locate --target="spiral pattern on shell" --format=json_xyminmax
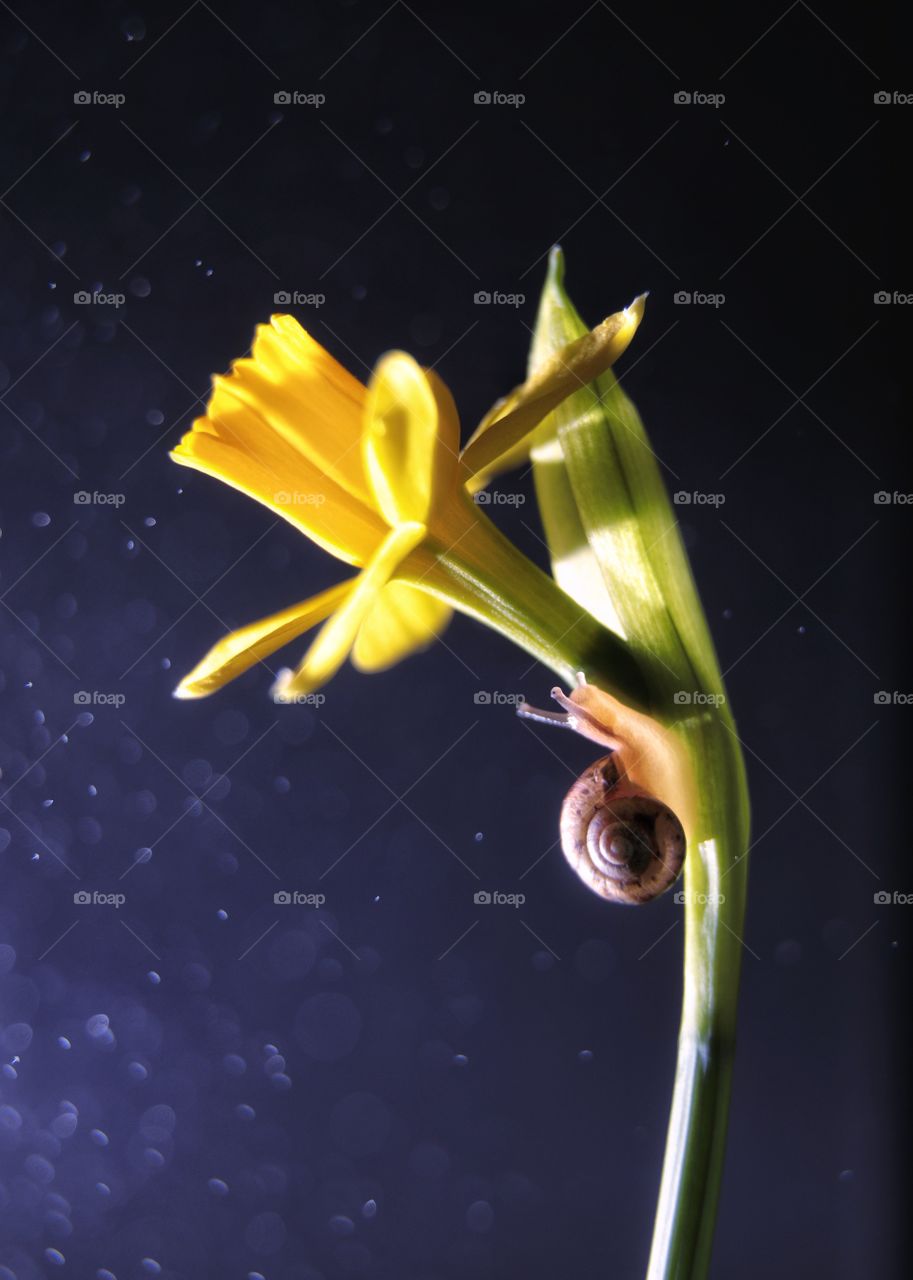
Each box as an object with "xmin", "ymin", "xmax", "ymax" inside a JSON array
[{"xmin": 559, "ymin": 755, "xmax": 686, "ymax": 904}]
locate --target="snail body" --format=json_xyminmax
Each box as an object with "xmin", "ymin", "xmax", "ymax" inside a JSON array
[{"xmin": 519, "ymin": 674, "xmax": 690, "ymax": 905}]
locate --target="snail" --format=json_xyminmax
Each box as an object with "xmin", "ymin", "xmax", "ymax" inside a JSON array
[{"xmin": 518, "ymin": 674, "xmax": 689, "ymax": 905}]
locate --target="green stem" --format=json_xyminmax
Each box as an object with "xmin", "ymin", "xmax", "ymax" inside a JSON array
[
  {"xmin": 416, "ymin": 483, "xmax": 752, "ymax": 1276},
  {"xmin": 647, "ymin": 709, "xmax": 749, "ymax": 1279},
  {"xmin": 524, "ymin": 248, "xmax": 752, "ymax": 1280},
  {"xmin": 401, "ymin": 495, "xmax": 650, "ymax": 709}
]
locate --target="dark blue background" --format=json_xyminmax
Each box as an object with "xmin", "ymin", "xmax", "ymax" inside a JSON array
[{"xmin": 0, "ymin": 3, "xmax": 907, "ymax": 1278}]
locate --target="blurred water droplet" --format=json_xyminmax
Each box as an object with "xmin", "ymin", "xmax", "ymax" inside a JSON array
[
  {"xmin": 51, "ymin": 1110, "xmax": 78, "ymax": 1139},
  {"xmin": 466, "ymin": 1199, "xmax": 494, "ymax": 1232},
  {"xmin": 120, "ymin": 14, "xmax": 146, "ymax": 41},
  {"xmin": 86, "ymin": 1013, "xmax": 110, "ymax": 1038}
]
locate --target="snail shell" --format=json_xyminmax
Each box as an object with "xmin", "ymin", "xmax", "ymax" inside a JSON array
[{"xmin": 560, "ymin": 753, "xmax": 686, "ymax": 905}]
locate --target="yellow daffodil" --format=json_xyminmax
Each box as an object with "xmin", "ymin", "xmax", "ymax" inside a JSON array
[{"xmin": 170, "ymin": 300, "xmax": 644, "ymax": 703}]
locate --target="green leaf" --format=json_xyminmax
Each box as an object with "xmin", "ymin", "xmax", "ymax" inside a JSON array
[{"xmin": 528, "ymin": 247, "xmax": 751, "ymax": 1280}]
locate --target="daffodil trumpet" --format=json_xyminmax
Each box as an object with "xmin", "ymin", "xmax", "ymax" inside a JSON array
[{"xmin": 170, "ymin": 300, "xmax": 646, "ymax": 706}]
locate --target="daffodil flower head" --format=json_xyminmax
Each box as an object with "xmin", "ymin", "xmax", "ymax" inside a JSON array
[{"xmin": 170, "ymin": 296, "xmax": 644, "ymax": 703}]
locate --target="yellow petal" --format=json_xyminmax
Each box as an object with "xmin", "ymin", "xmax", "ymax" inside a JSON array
[
  {"xmin": 171, "ymin": 394, "xmax": 387, "ymax": 565},
  {"xmin": 460, "ymin": 296, "xmax": 646, "ymax": 481},
  {"xmin": 363, "ymin": 353, "xmax": 460, "ymax": 526},
  {"xmin": 352, "ymin": 581, "xmax": 452, "ymax": 672},
  {"xmin": 273, "ymin": 521, "xmax": 426, "ymax": 700},
  {"xmin": 173, "ymin": 581, "xmax": 351, "ymax": 699},
  {"xmin": 225, "ymin": 316, "xmax": 371, "ymax": 504}
]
